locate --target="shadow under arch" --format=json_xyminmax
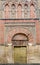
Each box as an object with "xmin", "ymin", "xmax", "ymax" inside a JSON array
[
  {"xmin": 24, "ymin": 4, "xmax": 28, "ymax": 7},
  {"xmin": 11, "ymin": 4, "xmax": 16, "ymax": 8},
  {"xmin": 5, "ymin": 3, "xmax": 9, "ymax": 7},
  {"xmin": 30, "ymin": 3, "xmax": 34, "ymax": 6},
  {"xmin": 18, "ymin": 3, "xmax": 22, "ymax": 7}
]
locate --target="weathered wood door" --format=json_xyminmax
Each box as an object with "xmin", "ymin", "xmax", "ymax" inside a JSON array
[{"xmin": 14, "ymin": 46, "xmax": 27, "ymax": 64}]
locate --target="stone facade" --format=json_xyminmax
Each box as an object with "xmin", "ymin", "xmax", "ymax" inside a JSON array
[{"xmin": 0, "ymin": 0, "xmax": 40, "ymax": 45}]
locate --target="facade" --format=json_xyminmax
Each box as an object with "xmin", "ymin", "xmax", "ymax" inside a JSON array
[
  {"xmin": 0, "ymin": 0, "xmax": 40, "ymax": 64},
  {"xmin": 0, "ymin": 0, "xmax": 40, "ymax": 45}
]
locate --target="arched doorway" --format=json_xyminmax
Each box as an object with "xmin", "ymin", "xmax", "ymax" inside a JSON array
[
  {"xmin": 12, "ymin": 33, "xmax": 29, "ymax": 46},
  {"xmin": 11, "ymin": 33, "xmax": 29, "ymax": 64}
]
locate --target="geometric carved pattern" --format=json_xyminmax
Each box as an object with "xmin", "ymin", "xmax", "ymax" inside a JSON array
[{"xmin": 0, "ymin": 0, "xmax": 38, "ymax": 19}]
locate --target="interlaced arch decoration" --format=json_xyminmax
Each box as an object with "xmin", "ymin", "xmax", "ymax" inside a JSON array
[
  {"xmin": 30, "ymin": 0, "xmax": 38, "ymax": 18},
  {"xmin": 4, "ymin": 3, "xmax": 10, "ymax": 18},
  {"xmin": 24, "ymin": 4, "xmax": 28, "ymax": 18},
  {"xmin": 17, "ymin": 3, "xmax": 22, "ymax": 18},
  {"xmin": 30, "ymin": 1, "xmax": 36, "ymax": 18},
  {"xmin": 11, "ymin": 4, "xmax": 15, "ymax": 9},
  {"xmin": 1, "ymin": 0, "xmax": 38, "ymax": 18},
  {"xmin": 11, "ymin": 4, "xmax": 16, "ymax": 18}
]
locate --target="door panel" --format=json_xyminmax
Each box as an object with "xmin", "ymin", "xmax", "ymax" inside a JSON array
[{"xmin": 14, "ymin": 46, "xmax": 27, "ymax": 64}]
